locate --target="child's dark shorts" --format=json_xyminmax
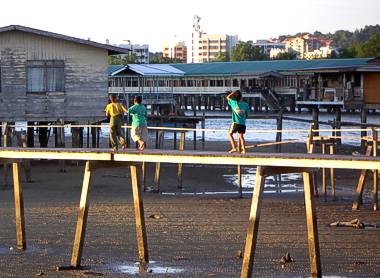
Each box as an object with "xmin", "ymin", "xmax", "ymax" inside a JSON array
[{"xmin": 229, "ymin": 123, "xmax": 246, "ymax": 134}]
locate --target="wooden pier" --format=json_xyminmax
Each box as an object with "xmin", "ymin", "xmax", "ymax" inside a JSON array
[{"xmin": 1, "ymin": 148, "xmax": 380, "ymax": 278}]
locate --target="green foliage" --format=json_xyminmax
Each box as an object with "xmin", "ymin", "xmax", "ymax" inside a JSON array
[
  {"xmin": 356, "ymin": 34, "xmax": 380, "ymax": 58},
  {"xmin": 212, "ymin": 51, "xmax": 230, "ymax": 62},
  {"xmin": 231, "ymin": 41, "xmax": 269, "ymax": 61},
  {"xmin": 149, "ymin": 52, "xmax": 183, "ymax": 64},
  {"xmin": 108, "ymin": 53, "xmax": 138, "ymax": 65},
  {"xmin": 272, "ymin": 52, "xmax": 297, "ymax": 60}
]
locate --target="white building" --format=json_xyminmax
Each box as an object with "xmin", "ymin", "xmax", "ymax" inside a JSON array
[
  {"xmin": 191, "ymin": 15, "xmax": 238, "ymax": 63},
  {"xmin": 118, "ymin": 43, "xmax": 150, "ymax": 64},
  {"xmin": 253, "ymin": 40, "xmax": 286, "ymax": 55}
]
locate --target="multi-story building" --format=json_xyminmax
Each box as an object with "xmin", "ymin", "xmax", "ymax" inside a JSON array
[
  {"xmin": 163, "ymin": 41, "xmax": 187, "ymax": 63},
  {"xmin": 253, "ymin": 39, "xmax": 286, "ymax": 55},
  {"xmin": 118, "ymin": 43, "xmax": 150, "ymax": 64},
  {"xmin": 282, "ymin": 34, "xmax": 333, "ymax": 59},
  {"xmin": 191, "ymin": 15, "xmax": 237, "ymax": 63}
]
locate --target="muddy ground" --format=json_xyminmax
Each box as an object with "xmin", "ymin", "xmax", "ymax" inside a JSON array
[{"xmin": 0, "ymin": 140, "xmax": 380, "ymax": 277}]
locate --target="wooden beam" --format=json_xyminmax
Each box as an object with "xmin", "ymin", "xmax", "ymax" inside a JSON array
[
  {"xmin": 1, "ymin": 148, "xmax": 380, "ymax": 171},
  {"xmin": 241, "ymin": 166, "xmax": 265, "ymax": 278},
  {"xmin": 70, "ymin": 161, "xmax": 92, "ymax": 268},
  {"xmin": 12, "ymin": 162, "xmax": 26, "ymax": 250},
  {"xmin": 303, "ymin": 171, "xmax": 321, "ymax": 277},
  {"xmin": 130, "ymin": 165, "xmax": 149, "ymax": 264}
]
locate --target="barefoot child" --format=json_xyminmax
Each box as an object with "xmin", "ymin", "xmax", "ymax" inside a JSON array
[
  {"xmin": 128, "ymin": 96, "xmax": 148, "ymax": 150},
  {"xmin": 226, "ymin": 90, "xmax": 249, "ymax": 154},
  {"xmin": 105, "ymin": 94, "xmax": 128, "ymax": 151}
]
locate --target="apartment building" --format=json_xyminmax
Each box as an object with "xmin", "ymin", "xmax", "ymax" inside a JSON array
[
  {"xmin": 163, "ymin": 41, "xmax": 187, "ymax": 63},
  {"xmin": 283, "ymin": 34, "xmax": 333, "ymax": 59},
  {"xmin": 253, "ymin": 39, "xmax": 286, "ymax": 55},
  {"xmin": 118, "ymin": 43, "xmax": 150, "ymax": 64},
  {"xmin": 191, "ymin": 15, "xmax": 237, "ymax": 63}
]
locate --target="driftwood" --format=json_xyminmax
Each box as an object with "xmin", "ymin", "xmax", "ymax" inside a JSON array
[{"xmin": 329, "ymin": 218, "xmax": 380, "ymax": 229}]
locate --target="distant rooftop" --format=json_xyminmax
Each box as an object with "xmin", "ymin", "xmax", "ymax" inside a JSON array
[
  {"xmin": 109, "ymin": 58, "xmax": 375, "ymax": 77},
  {"xmin": 0, "ymin": 25, "xmax": 127, "ymax": 55}
]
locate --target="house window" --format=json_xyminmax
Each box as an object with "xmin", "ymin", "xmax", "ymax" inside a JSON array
[{"xmin": 27, "ymin": 60, "xmax": 64, "ymax": 93}]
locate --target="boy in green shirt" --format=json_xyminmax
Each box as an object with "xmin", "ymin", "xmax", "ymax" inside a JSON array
[
  {"xmin": 226, "ymin": 90, "xmax": 249, "ymax": 154},
  {"xmin": 128, "ymin": 96, "xmax": 148, "ymax": 150}
]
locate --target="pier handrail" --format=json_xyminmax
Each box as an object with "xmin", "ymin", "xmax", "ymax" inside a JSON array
[{"xmin": 1, "ymin": 148, "xmax": 380, "ymax": 170}]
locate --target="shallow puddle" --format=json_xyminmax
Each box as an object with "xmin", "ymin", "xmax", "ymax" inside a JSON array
[
  {"xmin": 223, "ymin": 167, "xmax": 303, "ymax": 192},
  {"xmin": 117, "ymin": 261, "xmax": 185, "ymax": 275}
]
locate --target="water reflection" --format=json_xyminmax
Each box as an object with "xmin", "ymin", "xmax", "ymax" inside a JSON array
[{"xmin": 118, "ymin": 261, "xmax": 185, "ymax": 275}]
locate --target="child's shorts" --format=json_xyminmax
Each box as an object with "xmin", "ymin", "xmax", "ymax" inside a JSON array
[
  {"xmin": 131, "ymin": 126, "xmax": 148, "ymax": 142},
  {"xmin": 229, "ymin": 123, "xmax": 246, "ymax": 134}
]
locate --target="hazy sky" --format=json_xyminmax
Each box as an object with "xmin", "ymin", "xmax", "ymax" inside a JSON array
[{"xmin": 1, "ymin": 0, "xmax": 379, "ymax": 52}]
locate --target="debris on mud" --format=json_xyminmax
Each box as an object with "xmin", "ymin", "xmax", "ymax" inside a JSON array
[
  {"xmin": 329, "ymin": 218, "xmax": 380, "ymax": 229},
  {"xmin": 235, "ymin": 250, "xmax": 243, "ymax": 259},
  {"xmin": 149, "ymin": 214, "xmax": 162, "ymax": 220},
  {"xmin": 35, "ymin": 271, "xmax": 44, "ymax": 276},
  {"xmin": 280, "ymin": 252, "xmax": 294, "ymax": 268}
]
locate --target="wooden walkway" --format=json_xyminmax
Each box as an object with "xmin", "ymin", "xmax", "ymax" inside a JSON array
[{"xmin": 1, "ymin": 147, "xmax": 380, "ymax": 278}]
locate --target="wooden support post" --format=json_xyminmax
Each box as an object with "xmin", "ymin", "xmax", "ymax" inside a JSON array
[
  {"xmin": 241, "ymin": 166, "xmax": 265, "ymax": 278},
  {"xmin": 302, "ymin": 171, "xmax": 322, "ymax": 277},
  {"xmin": 334, "ymin": 108, "xmax": 342, "ymax": 146},
  {"xmin": 91, "ymin": 127, "xmax": 97, "ymax": 148},
  {"xmin": 276, "ymin": 113, "xmax": 283, "ymax": 153},
  {"xmin": 27, "ymin": 122, "xmax": 35, "ymax": 148},
  {"xmin": 352, "ymin": 145, "xmax": 372, "ymax": 210},
  {"xmin": 372, "ymin": 128, "xmax": 378, "ymax": 211},
  {"xmin": 173, "ymin": 123, "xmax": 177, "ymax": 150},
  {"xmin": 142, "ymin": 162, "xmax": 146, "ymax": 192},
  {"xmin": 321, "ymin": 140, "xmax": 327, "ymax": 202},
  {"xmin": 57, "ymin": 121, "xmax": 66, "ymax": 172},
  {"xmin": 154, "ymin": 131, "xmax": 164, "ymax": 192},
  {"xmin": 329, "ymin": 144, "xmax": 335, "ymax": 200},
  {"xmin": 70, "ymin": 161, "xmax": 92, "ymax": 268},
  {"xmin": 177, "ymin": 132, "xmax": 185, "ymax": 189},
  {"xmin": 86, "ymin": 123, "xmax": 90, "ymax": 148},
  {"xmin": 361, "ymin": 109, "xmax": 368, "ymax": 151},
  {"xmin": 130, "ymin": 165, "xmax": 149, "ymax": 264},
  {"xmin": 12, "ymin": 162, "xmax": 26, "ymax": 250},
  {"xmin": 237, "ymin": 141, "xmax": 243, "ymax": 198},
  {"xmin": 312, "ymin": 107, "xmax": 319, "ymax": 139},
  {"xmin": 307, "ymin": 125, "xmax": 318, "ymax": 197},
  {"xmin": 201, "ymin": 113, "xmax": 205, "ymax": 150}
]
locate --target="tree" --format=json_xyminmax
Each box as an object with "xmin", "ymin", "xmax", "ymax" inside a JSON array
[
  {"xmin": 149, "ymin": 52, "xmax": 183, "ymax": 64},
  {"xmin": 231, "ymin": 41, "xmax": 268, "ymax": 61},
  {"xmin": 272, "ymin": 52, "xmax": 297, "ymax": 60},
  {"xmin": 212, "ymin": 51, "xmax": 230, "ymax": 62},
  {"xmin": 356, "ymin": 34, "xmax": 380, "ymax": 58},
  {"xmin": 108, "ymin": 53, "xmax": 137, "ymax": 65}
]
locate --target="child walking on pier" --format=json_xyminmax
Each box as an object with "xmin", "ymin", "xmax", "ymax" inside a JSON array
[
  {"xmin": 105, "ymin": 94, "xmax": 128, "ymax": 151},
  {"xmin": 128, "ymin": 96, "xmax": 148, "ymax": 150},
  {"xmin": 226, "ymin": 90, "xmax": 249, "ymax": 154}
]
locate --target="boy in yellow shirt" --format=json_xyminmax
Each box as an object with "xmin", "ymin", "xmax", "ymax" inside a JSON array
[{"xmin": 105, "ymin": 94, "xmax": 128, "ymax": 150}]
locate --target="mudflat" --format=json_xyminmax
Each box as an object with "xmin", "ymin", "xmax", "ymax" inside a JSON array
[{"xmin": 0, "ymin": 142, "xmax": 379, "ymax": 277}]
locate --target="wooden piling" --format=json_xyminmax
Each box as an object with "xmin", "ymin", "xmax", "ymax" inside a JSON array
[
  {"xmin": 276, "ymin": 113, "xmax": 283, "ymax": 153},
  {"xmin": 352, "ymin": 145, "xmax": 372, "ymax": 210},
  {"xmin": 154, "ymin": 131, "xmax": 164, "ymax": 192},
  {"xmin": 321, "ymin": 140, "xmax": 327, "ymax": 202},
  {"xmin": 130, "ymin": 165, "xmax": 149, "ymax": 264},
  {"xmin": 237, "ymin": 141, "xmax": 243, "ymax": 198},
  {"xmin": 303, "ymin": 171, "xmax": 322, "ymax": 277},
  {"xmin": 329, "ymin": 144, "xmax": 335, "ymax": 200},
  {"xmin": 201, "ymin": 113, "xmax": 205, "ymax": 150},
  {"xmin": 372, "ymin": 128, "xmax": 378, "ymax": 211},
  {"xmin": 177, "ymin": 132, "xmax": 185, "ymax": 189},
  {"xmin": 361, "ymin": 109, "xmax": 368, "ymax": 151},
  {"xmin": 334, "ymin": 108, "xmax": 342, "ymax": 146},
  {"xmin": 241, "ymin": 166, "xmax": 265, "ymax": 278},
  {"xmin": 12, "ymin": 162, "xmax": 26, "ymax": 250},
  {"xmin": 312, "ymin": 107, "xmax": 319, "ymax": 139},
  {"xmin": 71, "ymin": 161, "xmax": 92, "ymax": 268}
]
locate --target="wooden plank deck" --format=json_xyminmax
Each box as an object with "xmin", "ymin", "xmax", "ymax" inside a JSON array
[
  {"xmin": 1, "ymin": 147, "xmax": 380, "ymax": 170},
  {"xmin": 1, "ymin": 147, "xmax": 379, "ymax": 278}
]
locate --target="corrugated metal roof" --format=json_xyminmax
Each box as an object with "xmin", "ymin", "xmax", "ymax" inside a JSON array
[
  {"xmin": 110, "ymin": 64, "xmax": 185, "ymax": 77},
  {"xmin": 109, "ymin": 58, "xmax": 373, "ymax": 77},
  {"xmin": 171, "ymin": 58, "xmax": 371, "ymax": 76},
  {"xmin": 0, "ymin": 25, "xmax": 127, "ymax": 55}
]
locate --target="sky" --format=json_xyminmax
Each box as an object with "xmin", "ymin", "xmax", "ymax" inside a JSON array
[{"xmin": 0, "ymin": 0, "xmax": 379, "ymax": 53}]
